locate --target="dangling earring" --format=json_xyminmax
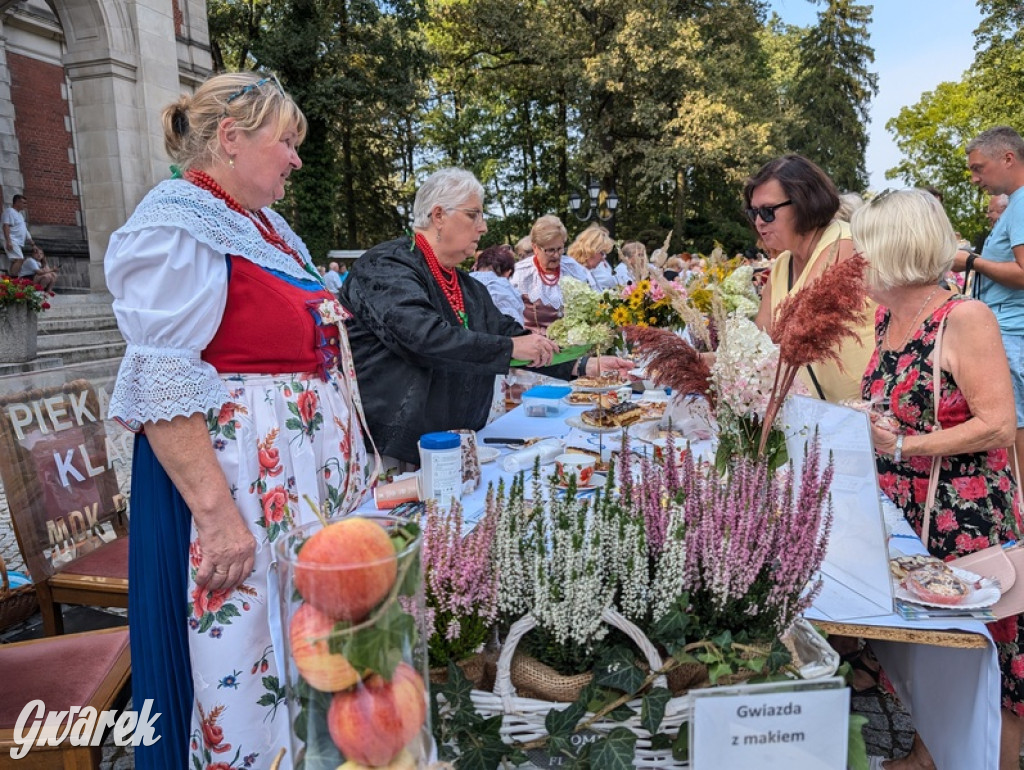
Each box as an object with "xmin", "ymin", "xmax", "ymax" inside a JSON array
[
  {"xmin": 436, "ymin": 229, "xmax": 442, "ymax": 243},
  {"xmin": 228, "ymin": 156, "xmax": 235, "ymax": 168}
]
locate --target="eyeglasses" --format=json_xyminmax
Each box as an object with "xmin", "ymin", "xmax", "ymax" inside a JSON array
[
  {"xmin": 744, "ymin": 199, "xmax": 793, "ymax": 223},
  {"xmin": 537, "ymin": 244, "xmax": 564, "ymax": 256},
  {"xmin": 226, "ymin": 74, "xmax": 284, "ymax": 104},
  {"xmin": 450, "ymin": 208, "xmax": 485, "ymax": 224}
]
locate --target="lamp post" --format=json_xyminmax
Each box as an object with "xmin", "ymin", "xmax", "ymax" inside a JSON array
[{"xmin": 568, "ymin": 178, "xmax": 619, "ymax": 238}]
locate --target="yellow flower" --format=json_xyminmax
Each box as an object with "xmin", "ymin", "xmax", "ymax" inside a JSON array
[
  {"xmin": 611, "ymin": 306, "xmax": 630, "ymax": 326},
  {"xmin": 648, "ymin": 316, "xmax": 658, "ymax": 325}
]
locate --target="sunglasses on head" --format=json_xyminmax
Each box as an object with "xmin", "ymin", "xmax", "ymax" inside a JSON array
[{"xmin": 745, "ymin": 199, "xmax": 793, "ymax": 223}]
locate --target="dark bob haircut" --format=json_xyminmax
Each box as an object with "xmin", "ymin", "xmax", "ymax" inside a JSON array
[
  {"xmin": 474, "ymin": 244, "xmax": 516, "ymax": 276},
  {"xmin": 743, "ymin": 154, "xmax": 839, "ymax": 235}
]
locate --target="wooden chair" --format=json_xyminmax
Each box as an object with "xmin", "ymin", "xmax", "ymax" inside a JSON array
[
  {"xmin": 0, "ymin": 378, "xmax": 129, "ymax": 635},
  {"xmin": 0, "ymin": 626, "xmax": 131, "ymax": 769}
]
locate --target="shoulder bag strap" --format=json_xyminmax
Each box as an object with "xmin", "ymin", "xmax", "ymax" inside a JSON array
[{"xmin": 920, "ymin": 313, "xmax": 947, "ymax": 547}]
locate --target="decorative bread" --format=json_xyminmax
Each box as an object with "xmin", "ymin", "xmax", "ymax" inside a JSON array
[
  {"xmin": 902, "ymin": 563, "xmax": 973, "ymax": 605},
  {"xmin": 581, "ymin": 402, "xmax": 644, "ymax": 428},
  {"xmin": 889, "ymin": 554, "xmax": 943, "ymax": 582},
  {"xmin": 573, "ymin": 373, "xmax": 627, "ymax": 389}
]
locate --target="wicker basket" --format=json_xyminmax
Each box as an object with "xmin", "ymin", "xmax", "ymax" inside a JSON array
[
  {"xmin": 469, "ymin": 610, "xmax": 839, "ymax": 769},
  {"xmin": 0, "ymin": 551, "xmax": 38, "ymax": 631}
]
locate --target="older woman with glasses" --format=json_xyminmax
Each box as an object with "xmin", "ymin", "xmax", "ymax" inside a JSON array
[
  {"xmin": 510, "ymin": 214, "xmax": 592, "ymax": 333},
  {"xmin": 104, "ymin": 72, "xmax": 371, "ymax": 769},
  {"xmin": 747, "ymin": 153, "xmax": 875, "ymax": 402},
  {"xmin": 341, "ymin": 169, "xmax": 630, "ymax": 467}
]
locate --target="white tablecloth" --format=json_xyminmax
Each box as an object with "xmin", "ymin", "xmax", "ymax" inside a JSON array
[{"xmin": 356, "ymin": 403, "xmax": 1001, "ymax": 769}]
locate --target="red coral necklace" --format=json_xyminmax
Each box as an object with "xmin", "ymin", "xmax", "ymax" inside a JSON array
[
  {"xmin": 415, "ymin": 232, "xmax": 468, "ymax": 327},
  {"xmin": 185, "ymin": 168, "xmax": 319, "ymax": 281},
  {"xmin": 534, "ymin": 255, "xmax": 560, "ymax": 286}
]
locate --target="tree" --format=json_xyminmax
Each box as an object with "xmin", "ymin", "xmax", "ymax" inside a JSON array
[
  {"xmin": 246, "ymin": 0, "xmax": 428, "ymax": 256},
  {"xmin": 885, "ymin": 81, "xmax": 987, "ymax": 240},
  {"xmin": 788, "ymin": 0, "xmax": 877, "ymax": 192}
]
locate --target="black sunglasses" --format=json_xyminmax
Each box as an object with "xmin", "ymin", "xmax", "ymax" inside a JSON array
[{"xmin": 745, "ymin": 199, "xmax": 793, "ymax": 223}]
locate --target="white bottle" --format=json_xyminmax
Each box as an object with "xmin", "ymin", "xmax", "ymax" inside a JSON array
[{"xmin": 418, "ymin": 432, "xmax": 463, "ymax": 504}]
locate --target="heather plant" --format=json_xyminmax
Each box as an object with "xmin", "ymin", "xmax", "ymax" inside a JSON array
[{"xmin": 422, "ymin": 496, "xmax": 499, "ymax": 667}]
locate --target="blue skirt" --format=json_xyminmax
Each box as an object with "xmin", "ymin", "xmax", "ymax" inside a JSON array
[{"xmin": 127, "ymin": 433, "xmax": 192, "ymax": 769}]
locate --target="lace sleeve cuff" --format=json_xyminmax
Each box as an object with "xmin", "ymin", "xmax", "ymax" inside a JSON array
[{"xmin": 109, "ymin": 344, "xmax": 228, "ymax": 429}]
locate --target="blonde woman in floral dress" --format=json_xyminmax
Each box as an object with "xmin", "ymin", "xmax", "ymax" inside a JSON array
[
  {"xmin": 855, "ymin": 189, "xmax": 1023, "ymax": 770},
  {"xmin": 106, "ymin": 73, "xmax": 372, "ymax": 769}
]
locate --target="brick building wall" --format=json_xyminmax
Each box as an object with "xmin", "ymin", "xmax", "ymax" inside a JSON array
[{"xmin": 8, "ymin": 51, "xmax": 81, "ymax": 228}]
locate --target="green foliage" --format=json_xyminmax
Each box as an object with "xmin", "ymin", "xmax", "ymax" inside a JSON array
[
  {"xmin": 848, "ymin": 713, "xmax": 870, "ymax": 770},
  {"xmin": 788, "ymin": 0, "xmax": 878, "ymax": 191}
]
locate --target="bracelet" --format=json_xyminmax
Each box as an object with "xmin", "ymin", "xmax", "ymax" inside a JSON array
[
  {"xmin": 577, "ymin": 354, "xmax": 593, "ymax": 378},
  {"xmin": 893, "ymin": 433, "xmax": 905, "ymax": 463},
  {"xmin": 966, "ymin": 253, "xmax": 978, "ymax": 273}
]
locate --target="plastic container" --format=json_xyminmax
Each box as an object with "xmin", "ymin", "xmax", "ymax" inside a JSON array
[
  {"xmin": 521, "ymin": 385, "xmax": 572, "ymax": 417},
  {"xmin": 417, "ymin": 432, "xmax": 462, "ymax": 504},
  {"xmin": 276, "ymin": 517, "xmax": 433, "ymax": 769}
]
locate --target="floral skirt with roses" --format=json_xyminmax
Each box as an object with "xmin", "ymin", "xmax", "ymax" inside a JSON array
[{"xmin": 128, "ymin": 371, "xmax": 371, "ymax": 770}]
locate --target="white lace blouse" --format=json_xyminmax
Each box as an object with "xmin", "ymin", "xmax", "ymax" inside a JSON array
[
  {"xmin": 105, "ymin": 180, "xmax": 318, "ymax": 427},
  {"xmin": 509, "ymin": 256, "xmax": 592, "ymax": 309}
]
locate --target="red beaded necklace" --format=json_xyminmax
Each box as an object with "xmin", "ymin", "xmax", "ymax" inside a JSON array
[
  {"xmin": 185, "ymin": 168, "xmax": 319, "ymax": 281},
  {"xmin": 534, "ymin": 254, "xmax": 560, "ymax": 286},
  {"xmin": 415, "ymin": 232, "xmax": 468, "ymax": 327}
]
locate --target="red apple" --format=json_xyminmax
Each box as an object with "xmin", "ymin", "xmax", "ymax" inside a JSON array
[
  {"xmin": 289, "ymin": 602, "xmax": 361, "ymax": 692},
  {"xmin": 294, "ymin": 517, "xmax": 398, "ymax": 621},
  {"xmin": 327, "ymin": 662, "xmax": 427, "ymax": 766}
]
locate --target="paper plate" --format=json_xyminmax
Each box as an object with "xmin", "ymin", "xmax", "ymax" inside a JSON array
[{"xmin": 894, "ymin": 566, "xmax": 1001, "ymax": 610}]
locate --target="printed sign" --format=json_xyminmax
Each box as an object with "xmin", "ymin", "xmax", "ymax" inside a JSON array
[{"xmin": 691, "ymin": 677, "xmax": 849, "ymax": 769}]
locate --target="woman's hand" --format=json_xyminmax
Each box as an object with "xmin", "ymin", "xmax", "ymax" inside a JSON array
[
  {"xmin": 194, "ymin": 512, "xmax": 257, "ymax": 592},
  {"xmin": 871, "ymin": 423, "xmax": 900, "ymax": 456},
  {"xmin": 144, "ymin": 413, "xmax": 258, "ymax": 593},
  {"xmin": 512, "ymin": 332, "xmax": 559, "ymax": 366},
  {"xmin": 587, "ymin": 356, "xmax": 635, "ymax": 378}
]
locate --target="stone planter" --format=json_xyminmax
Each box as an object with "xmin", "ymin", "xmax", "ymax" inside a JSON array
[{"xmin": 0, "ymin": 304, "xmax": 38, "ymax": 363}]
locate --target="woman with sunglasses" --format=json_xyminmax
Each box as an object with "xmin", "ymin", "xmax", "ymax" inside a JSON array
[
  {"xmin": 104, "ymin": 72, "xmax": 373, "ymax": 769},
  {"xmin": 510, "ymin": 214, "xmax": 592, "ymax": 333},
  {"xmin": 746, "ymin": 154, "xmax": 875, "ymax": 402}
]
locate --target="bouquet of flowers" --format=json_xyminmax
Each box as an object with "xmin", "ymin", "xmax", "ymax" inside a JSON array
[
  {"xmin": 546, "ymin": 277, "xmax": 616, "ymax": 349},
  {"xmin": 0, "ymin": 275, "xmax": 53, "ymax": 313},
  {"xmin": 684, "ymin": 254, "xmax": 759, "ymax": 319},
  {"xmin": 603, "ymin": 278, "xmax": 686, "ymax": 330}
]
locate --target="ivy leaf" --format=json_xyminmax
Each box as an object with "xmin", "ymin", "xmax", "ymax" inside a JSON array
[
  {"xmin": 848, "ymin": 714, "xmax": 870, "ymax": 770},
  {"xmin": 440, "ymin": 660, "xmax": 475, "ymax": 712},
  {"xmin": 547, "ymin": 734, "xmax": 573, "ymax": 759},
  {"xmin": 764, "ymin": 641, "xmax": 793, "ymax": 673},
  {"xmin": 605, "ymin": 703, "xmax": 637, "ymax": 722},
  {"xmin": 711, "ymin": 629, "xmax": 734, "ymax": 649},
  {"xmin": 595, "ymin": 646, "xmax": 647, "ymax": 694},
  {"xmin": 708, "ymin": 662, "xmax": 734, "ymax": 684},
  {"xmin": 545, "ymin": 699, "xmax": 587, "ymax": 738},
  {"xmin": 640, "ymin": 686, "xmax": 672, "ymax": 733},
  {"xmin": 340, "ymin": 602, "xmax": 415, "ymax": 679},
  {"xmin": 589, "ymin": 728, "xmax": 637, "ymax": 770},
  {"xmin": 672, "ymin": 724, "xmax": 690, "ymax": 762},
  {"xmin": 648, "ymin": 600, "xmax": 691, "ymax": 653},
  {"xmin": 457, "ymin": 742, "xmax": 508, "ymax": 770},
  {"xmin": 649, "ymin": 733, "xmax": 674, "ymax": 751}
]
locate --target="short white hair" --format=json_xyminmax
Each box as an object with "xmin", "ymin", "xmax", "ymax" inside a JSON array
[
  {"xmin": 851, "ymin": 188, "xmax": 957, "ymax": 291},
  {"xmin": 412, "ymin": 168, "xmax": 485, "ymax": 228}
]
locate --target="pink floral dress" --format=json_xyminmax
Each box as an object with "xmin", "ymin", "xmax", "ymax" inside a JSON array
[{"xmin": 863, "ymin": 296, "xmax": 1024, "ymax": 713}]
